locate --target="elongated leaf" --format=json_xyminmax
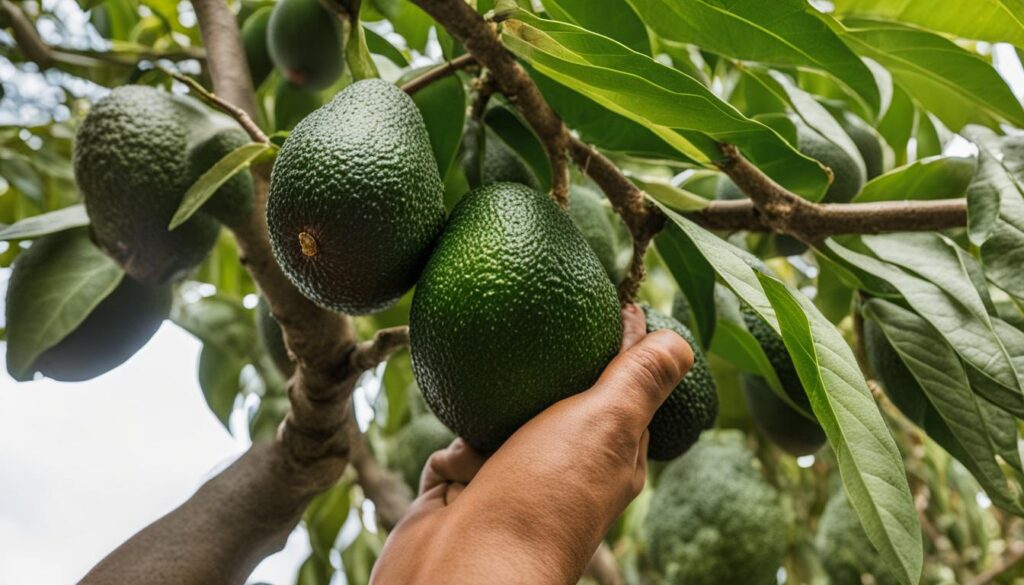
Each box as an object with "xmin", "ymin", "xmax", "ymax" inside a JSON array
[
  {"xmin": 169, "ymin": 142, "xmax": 268, "ymax": 230},
  {"xmin": 0, "ymin": 204, "xmax": 89, "ymax": 241},
  {"xmin": 483, "ymin": 105, "xmax": 552, "ymax": 189},
  {"xmin": 855, "ymin": 156, "xmax": 977, "ymax": 202},
  {"xmin": 653, "ymin": 200, "xmax": 921, "ymax": 584},
  {"xmin": 877, "ymin": 86, "xmax": 915, "ymax": 166},
  {"xmin": 653, "ymin": 227, "xmax": 716, "ymax": 348},
  {"xmin": 841, "ymin": 19, "xmax": 1024, "ymax": 130},
  {"xmin": 541, "ymin": 0, "xmax": 650, "ymax": 54},
  {"xmin": 863, "ymin": 299, "xmax": 1024, "ymax": 514},
  {"xmin": 500, "ymin": 11, "xmax": 830, "ymax": 197},
  {"xmin": 411, "ymin": 72, "xmax": 466, "ymax": 180},
  {"xmin": 198, "ymin": 344, "xmax": 242, "ymax": 428},
  {"xmin": 834, "ymin": 0, "xmax": 1024, "ymax": 47},
  {"xmin": 633, "ymin": 177, "xmax": 709, "ymax": 212},
  {"xmin": 5, "ymin": 228, "xmax": 124, "ymax": 379},
  {"xmin": 625, "ymin": 0, "xmax": 880, "ymax": 114}
]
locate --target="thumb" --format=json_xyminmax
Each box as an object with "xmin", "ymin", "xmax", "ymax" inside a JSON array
[{"xmin": 588, "ymin": 329, "xmax": 693, "ymax": 433}]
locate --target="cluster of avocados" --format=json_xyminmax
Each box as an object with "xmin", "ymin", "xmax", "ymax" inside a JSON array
[
  {"xmin": 267, "ymin": 78, "xmax": 717, "ymax": 460},
  {"xmin": 5, "ymin": 85, "xmax": 254, "ymax": 382}
]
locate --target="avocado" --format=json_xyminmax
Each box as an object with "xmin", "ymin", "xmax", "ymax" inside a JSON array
[
  {"xmin": 569, "ymin": 185, "xmax": 625, "ymax": 284},
  {"xmin": 187, "ymin": 124, "xmax": 255, "ymax": 227},
  {"xmin": 256, "ymin": 296, "xmax": 293, "ymax": 377},
  {"xmin": 7, "ymin": 229, "xmax": 171, "ymax": 382},
  {"xmin": 642, "ymin": 306, "xmax": 718, "ymax": 460},
  {"xmin": 267, "ymin": 79, "xmax": 446, "ymax": 315},
  {"xmin": 75, "ymin": 85, "xmax": 252, "ymax": 285},
  {"xmin": 273, "ymin": 79, "xmax": 323, "ymax": 131},
  {"xmin": 392, "ymin": 414, "xmax": 456, "ymax": 489},
  {"xmin": 741, "ymin": 307, "xmax": 826, "ymax": 456},
  {"xmin": 410, "ymin": 182, "xmax": 622, "ymax": 452},
  {"xmin": 839, "ymin": 112, "xmax": 889, "ymax": 181},
  {"xmin": 461, "ymin": 120, "xmax": 540, "ymax": 190},
  {"xmin": 267, "ymin": 0, "xmax": 344, "ymax": 91},
  {"xmin": 798, "ymin": 124, "xmax": 865, "ymax": 203},
  {"xmin": 816, "ymin": 489, "xmax": 900, "ymax": 585},
  {"xmin": 241, "ymin": 7, "xmax": 273, "ymax": 87},
  {"xmin": 863, "ymin": 318, "xmax": 933, "ymax": 425}
]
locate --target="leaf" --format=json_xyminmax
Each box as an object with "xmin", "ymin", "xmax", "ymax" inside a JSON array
[
  {"xmin": 5, "ymin": 228, "xmax": 124, "ymax": 380},
  {"xmin": 834, "ymin": 0, "xmax": 1024, "ymax": 47},
  {"xmin": 169, "ymin": 142, "xmax": 268, "ymax": 230},
  {"xmin": 0, "ymin": 158, "xmax": 45, "ymax": 204},
  {"xmin": 0, "ymin": 204, "xmax": 89, "ymax": 241},
  {"xmin": 346, "ymin": 21, "xmax": 381, "ymax": 81},
  {"xmin": 541, "ymin": 0, "xmax": 650, "ymax": 54},
  {"xmin": 841, "ymin": 19, "xmax": 1024, "ymax": 130},
  {"xmin": 364, "ymin": 27, "xmax": 410, "ymax": 66},
  {"xmin": 500, "ymin": 11, "xmax": 830, "ymax": 198},
  {"xmin": 305, "ymin": 480, "xmax": 352, "ymax": 559},
  {"xmin": 171, "ymin": 296, "xmax": 256, "ymax": 362},
  {"xmin": 653, "ymin": 200, "xmax": 921, "ymax": 584},
  {"xmin": 633, "ymin": 177, "xmax": 709, "ymax": 212},
  {"xmin": 410, "ymin": 71, "xmax": 466, "ymax": 180},
  {"xmin": 653, "ymin": 227, "xmax": 716, "ymax": 348},
  {"xmin": 854, "ymin": 155, "xmax": 977, "ymax": 202},
  {"xmin": 483, "ymin": 105, "xmax": 552, "ymax": 189},
  {"xmin": 863, "ymin": 298, "xmax": 1024, "ymax": 514},
  {"xmin": 877, "ymin": 86, "xmax": 915, "ymax": 166},
  {"xmin": 624, "ymin": 0, "xmax": 880, "ymax": 114},
  {"xmin": 198, "ymin": 343, "xmax": 242, "ymax": 428}
]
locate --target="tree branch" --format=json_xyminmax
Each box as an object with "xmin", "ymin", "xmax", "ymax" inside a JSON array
[
  {"xmin": 349, "ymin": 326, "xmax": 410, "ymax": 373},
  {"xmin": 164, "ymin": 69, "xmax": 268, "ymax": 144},
  {"xmin": 400, "ymin": 53, "xmax": 478, "ymax": 95},
  {"xmin": 1, "ymin": 0, "xmax": 52, "ymax": 67}
]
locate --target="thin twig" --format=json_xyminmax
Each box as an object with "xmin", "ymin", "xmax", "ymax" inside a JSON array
[
  {"xmin": 348, "ymin": 326, "xmax": 411, "ymax": 373},
  {"xmin": 401, "ymin": 53, "xmax": 478, "ymax": 95},
  {"xmin": 163, "ymin": 69, "xmax": 269, "ymax": 144},
  {"xmin": 470, "ymin": 72, "xmax": 499, "ymax": 120}
]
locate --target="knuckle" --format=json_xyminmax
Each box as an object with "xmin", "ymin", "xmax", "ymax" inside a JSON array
[{"xmin": 627, "ymin": 344, "xmax": 679, "ymax": 390}]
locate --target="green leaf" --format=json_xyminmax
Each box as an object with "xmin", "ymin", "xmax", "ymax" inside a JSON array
[
  {"xmin": 305, "ymin": 480, "xmax": 352, "ymax": 559},
  {"xmin": 633, "ymin": 177, "xmax": 709, "ymax": 212},
  {"xmin": 169, "ymin": 143, "xmax": 268, "ymax": 230},
  {"xmin": 653, "ymin": 228, "xmax": 716, "ymax": 349},
  {"xmin": 0, "ymin": 204, "xmax": 89, "ymax": 241},
  {"xmin": 541, "ymin": 0, "xmax": 650, "ymax": 54},
  {"xmin": 854, "ymin": 155, "xmax": 977, "ymax": 203},
  {"xmin": 172, "ymin": 296, "xmax": 256, "ymax": 363},
  {"xmin": 863, "ymin": 298, "xmax": 1024, "ymax": 514},
  {"xmin": 5, "ymin": 228, "xmax": 124, "ymax": 380},
  {"xmin": 500, "ymin": 11, "xmax": 830, "ymax": 197},
  {"xmin": 364, "ymin": 27, "xmax": 410, "ymax": 66},
  {"xmin": 625, "ymin": 0, "xmax": 880, "ymax": 115},
  {"xmin": 834, "ymin": 0, "xmax": 1024, "ymax": 47},
  {"xmin": 877, "ymin": 86, "xmax": 915, "ymax": 166},
  {"xmin": 652, "ymin": 201, "xmax": 921, "ymax": 584},
  {"xmin": 0, "ymin": 158, "xmax": 45, "ymax": 204},
  {"xmin": 346, "ymin": 20, "xmax": 381, "ymax": 81},
  {"xmin": 841, "ymin": 19, "xmax": 1024, "ymax": 130},
  {"xmin": 410, "ymin": 71, "xmax": 466, "ymax": 180},
  {"xmin": 483, "ymin": 106, "xmax": 552, "ymax": 189},
  {"xmin": 198, "ymin": 343, "xmax": 242, "ymax": 428}
]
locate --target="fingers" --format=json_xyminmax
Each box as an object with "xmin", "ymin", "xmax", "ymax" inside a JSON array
[
  {"xmin": 620, "ymin": 304, "xmax": 647, "ymax": 352},
  {"xmin": 420, "ymin": 438, "xmax": 488, "ymax": 495},
  {"xmin": 588, "ymin": 329, "xmax": 694, "ymax": 433}
]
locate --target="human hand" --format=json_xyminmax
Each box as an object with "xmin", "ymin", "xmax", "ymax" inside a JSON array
[{"xmin": 370, "ymin": 304, "xmax": 693, "ymax": 585}]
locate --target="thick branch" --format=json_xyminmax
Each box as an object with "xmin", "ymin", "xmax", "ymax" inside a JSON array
[
  {"xmin": 410, "ymin": 0, "xmax": 570, "ymax": 207},
  {"xmin": 190, "ymin": 0, "xmax": 258, "ymax": 116},
  {"xmin": 401, "ymin": 53, "xmax": 477, "ymax": 95},
  {"xmin": 349, "ymin": 326, "xmax": 410, "ymax": 373}
]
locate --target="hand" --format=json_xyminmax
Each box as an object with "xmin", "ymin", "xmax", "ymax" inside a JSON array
[{"xmin": 370, "ymin": 304, "xmax": 694, "ymax": 585}]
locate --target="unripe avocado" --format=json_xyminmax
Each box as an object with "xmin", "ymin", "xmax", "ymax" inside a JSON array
[
  {"xmin": 863, "ymin": 319, "xmax": 930, "ymax": 425},
  {"xmin": 267, "ymin": 0, "xmax": 344, "ymax": 91},
  {"xmin": 741, "ymin": 307, "xmax": 826, "ymax": 456},
  {"xmin": 273, "ymin": 79, "xmax": 322, "ymax": 131},
  {"xmin": 268, "ymin": 79, "xmax": 446, "ymax": 315},
  {"xmin": 461, "ymin": 120, "xmax": 540, "ymax": 190},
  {"xmin": 256, "ymin": 296, "xmax": 293, "ymax": 377},
  {"xmin": 570, "ymin": 185, "xmax": 625, "ymax": 284},
  {"xmin": 641, "ymin": 306, "xmax": 718, "ymax": 460},
  {"xmin": 816, "ymin": 489, "xmax": 900, "ymax": 585},
  {"xmin": 7, "ymin": 229, "xmax": 171, "ymax": 382},
  {"xmin": 75, "ymin": 86, "xmax": 252, "ymax": 284},
  {"xmin": 798, "ymin": 124, "xmax": 865, "ymax": 203},
  {"xmin": 410, "ymin": 182, "xmax": 622, "ymax": 452},
  {"xmin": 241, "ymin": 7, "xmax": 273, "ymax": 87},
  {"xmin": 839, "ymin": 112, "xmax": 889, "ymax": 181},
  {"xmin": 645, "ymin": 431, "xmax": 791, "ymax": 585},
  {"xmin": 187, "ymin": 124, "xmax": 255, "ymax": 227},
  {"xmin": 392, "ymin": 414, "xmax": 456, "ymax": 489}
]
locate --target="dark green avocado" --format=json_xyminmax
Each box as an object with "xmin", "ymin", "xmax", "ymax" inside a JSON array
[{"xmin": 267, "ymin": 0, "xmax": 344, "ymax": 91}]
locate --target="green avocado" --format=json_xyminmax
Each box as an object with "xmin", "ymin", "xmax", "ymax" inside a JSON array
[
  {"xmin": 241, "ymin": 6, "xmax": 273, "ymax": 87},
  {"xmin": 267, "ymin": 79, "xmax": 446, "ymax": 315},
  {"xmin": 569, "ymin": 185, "xmax": 626, "ymax": 284},
  {"xmin": 461, "ymin": 120, "xmax": 540, "ymax": 190},
  {"xmin": 410, "ymin": 182, "xmax": 622, "ymax": 452},
  {"xmin": 645, "ymin": 430, "xmax": 791, "ymax": 585},
  {"xmin": 392, "ymin": 414, "xmax": 456, "ymax": 489},
  {"xmin": 267, "ymin": 0, "xmax": 344, "ymax": 91},
  {"xmin": 816, "ymin": 489, "xmax": 900, "ymax": 585},
  {"xmin": 75, "ymin": 85, "xmax": 253, "ymax": 285},
  {"xmin": 256, "ymin": 296, "xmax": 293, "ymax": 377},
  {"xmin": 273, "ymin": 79, "xmax": 322, "ymax": 131},
  {"xmin": 642, "ymin": 306, "xmax": 718, "ymax": 460},
  {"xmin": 741, "ymin": 307, "xmax": 826, "ymax": 456},
  {"xmin": 839, "ymin": 112, "xmax": 889, "ymax": 181},
  {"xmin": 7, "ymin": 229, "xmax": 171, "ymax": 382},
  {"xmin": 798, "ymin": 124, "xmax": 865, "ymax": 203}
]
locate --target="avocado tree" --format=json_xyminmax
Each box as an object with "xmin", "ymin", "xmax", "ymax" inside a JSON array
[{"xmin": 3, "ymin": 0, "xmax": 1024, "ymax": 583}]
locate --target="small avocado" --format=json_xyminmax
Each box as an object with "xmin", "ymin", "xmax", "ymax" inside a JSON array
[
  {"xmin": 75, "ymin": 85, "xmax": 253, "ymax": 284},
  {"xmin": 7, "ymin": 229, "xmax": 171, "ymax": 382},
  {"xmin": 839, "ymin": 112, "xmax": 890, "ymax": 181},
  {"xmin": 273, "ymin": 79, "xmax": 323, "ymax": 131},
  {"xmin": 569, "ymin": 185, "xmax": 626, "ymax": 284},
  {"xmin": 241, "ymin": 7, "xmax": 273, "ymax": 87},
  {"xmin": 267, "ymin": 0, "xmax": 344, "ymax": 91},
  {"xmin": 642, "ymin": 306, "xmax": 718, "ymax": 460},
  {"xmin": 410, "ymin": 182, "xmax": 622, "ymax": 452},
  {"xmin": 392, "ymin": 414, "xmax": 456, "ymax": 489},
  {"xmin": 798, "ymin": 124, "xmax": 865, "ymax": 203},
  {"xmin": 267, "ymin": 79, "xmax": 446, "ymax": 315}
]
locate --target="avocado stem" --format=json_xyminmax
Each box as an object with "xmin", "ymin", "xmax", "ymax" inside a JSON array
[{"xmin": 298, "ymin": 231, "xmax": 319, "ymax": 257}]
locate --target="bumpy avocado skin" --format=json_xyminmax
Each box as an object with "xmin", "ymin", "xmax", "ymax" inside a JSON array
[
  {"xmin": 392, "ymin": 414, "xmax": 456, "ymax": 489},
  {"xmin": 410, "ymin": 183, "xmax": 622, "ymax": 452},
  {"xmin": 241, "ymin": 6, "xmax": 273, "ymax": 87},
  {"xmin": 267, "ymin": 79, "xmax": 446, "ymax": 315},
  {"xmin": 645, "ymin": 431, "xmax": 791, "ymax": 585},
  {"xmin": 741, "ymin": 307, "xmax": 827, "ymax": 456},
  {"xmin": 642, "ymin": 307, "xmax": 718, "ymax": 460},
  {"xmin": 8, "ymin": 230, "xmax": 171, "ymax": 382},
  {"xmin": 816, "ymin": 489, "xmax": 901, "ymax": 585},
  {"xmin": 267, "ymin": 0, "xmax": 344, "ymax": 90},
  {"xmin": 75, "ymin": 85, "xmax": 237, "ymax": 285}
]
